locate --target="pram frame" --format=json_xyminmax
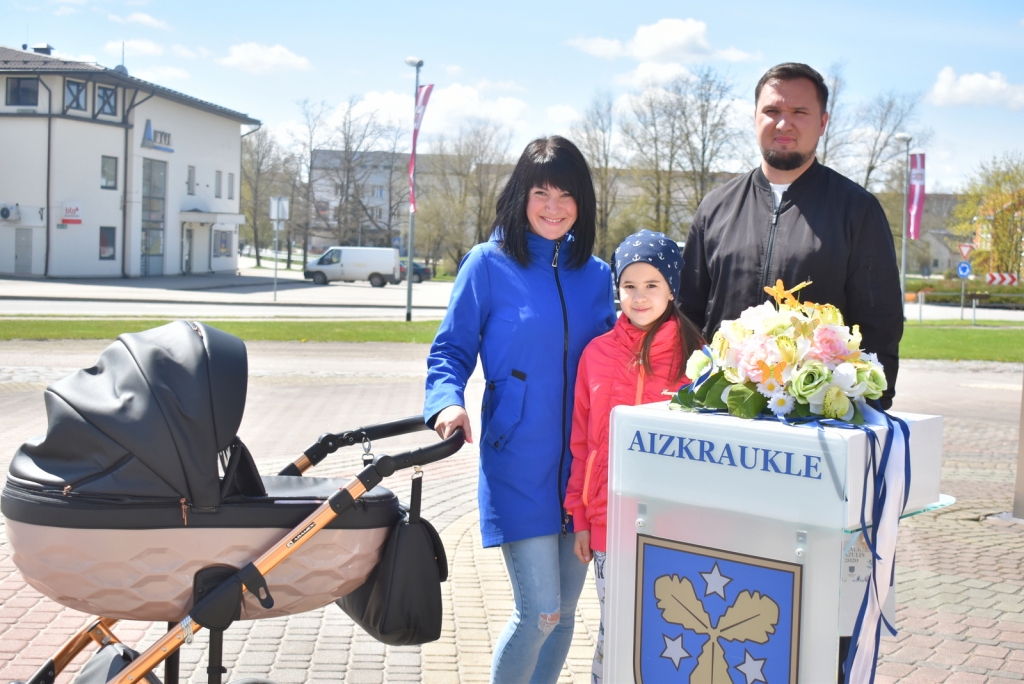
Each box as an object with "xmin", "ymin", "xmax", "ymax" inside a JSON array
[{"xmin": 16, "ymin": 417, "xmax": 463, "ymax": 684}]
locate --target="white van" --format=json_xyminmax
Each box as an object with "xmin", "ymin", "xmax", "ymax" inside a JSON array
[{"xmin": 304, "ymin": 247, "xmax": 401, "ymax": 287}]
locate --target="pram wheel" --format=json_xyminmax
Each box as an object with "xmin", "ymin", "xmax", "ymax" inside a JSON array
[{"xmin": 227, "ymin": 679, "xmax": 279, "ymax": 684}]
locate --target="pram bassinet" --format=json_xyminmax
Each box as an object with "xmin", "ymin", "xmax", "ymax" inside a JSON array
[{"xmin": 1, "ymin": 320, "xmax": 401, "ymax": 622}]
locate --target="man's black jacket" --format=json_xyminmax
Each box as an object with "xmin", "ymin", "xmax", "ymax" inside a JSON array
[{"xmin": 679, "ymin": 160, "xmax": 904, "ymax": 408}]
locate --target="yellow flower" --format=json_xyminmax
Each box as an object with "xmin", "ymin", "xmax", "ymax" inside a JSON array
[
  {"xmin": 817, "ymin": 304, "xmax": 845, "ymax": 326},
  {"xmin": 775, "ymin": 335, "xmax": 797, "ymax": 364},
  {"xmin": 822, "ymin": 386, "xmax": 852, "ymax": 420}
]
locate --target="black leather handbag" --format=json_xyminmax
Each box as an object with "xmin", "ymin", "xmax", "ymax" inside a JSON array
[{"xmin": 336, "ymin": 470, "xmax": 447, "ymax": 645}]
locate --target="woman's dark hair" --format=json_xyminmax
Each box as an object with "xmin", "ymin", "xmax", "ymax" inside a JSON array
[
  {"xmin": 493, "ymin": 136, "xmax": 597, "ymax": 269},
  {"xmin": 637, "ymin": 302, "xmax": 705, "ymax": 384}
]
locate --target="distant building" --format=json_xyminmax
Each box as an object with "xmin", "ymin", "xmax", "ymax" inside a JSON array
[{"xmin": 0, "ymin": 44, "xmax": 259, "ymax": 277}]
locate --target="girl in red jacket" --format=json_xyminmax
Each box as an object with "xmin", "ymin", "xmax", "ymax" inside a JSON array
[{"xmin": 565, "ymin": 230, "xmax": 703, "ymax": 683}]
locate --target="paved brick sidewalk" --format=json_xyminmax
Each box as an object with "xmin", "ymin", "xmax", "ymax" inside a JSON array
[{"xmin": 0, "ymin": 341, "xmax": 1019, "ymax": 683}]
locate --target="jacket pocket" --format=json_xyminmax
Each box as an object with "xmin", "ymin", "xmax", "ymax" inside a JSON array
[{"xmin": 482, "ymin": 370, "xmax": 527, "ymax": 452}]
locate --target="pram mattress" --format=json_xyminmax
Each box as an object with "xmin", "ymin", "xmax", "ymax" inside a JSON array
[{"xmin": 2, "ymin": 476, "xmax": 402, "ymax": 621}]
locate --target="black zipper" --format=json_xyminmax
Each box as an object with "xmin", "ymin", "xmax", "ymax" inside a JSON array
[
  {"xmin": 552, "ymin": 239, "xmax": 571, "ymax": 537},
  {"xmin": 57, "ymin": 454, "xmax": 134, "ymax": 497},
  {"xmin": 759, "ymin": 196, "xmax": 783, "ymax": 293}
]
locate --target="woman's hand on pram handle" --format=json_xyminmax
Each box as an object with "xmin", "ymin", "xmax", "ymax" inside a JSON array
[{"xmin": 434, "ymin": 405, "xmax": 473, "ymax": 444}]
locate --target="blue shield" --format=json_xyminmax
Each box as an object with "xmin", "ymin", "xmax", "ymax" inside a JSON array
[{"xmin": 634, "ymin": 535, "xmax": 802, "ymax": 683}]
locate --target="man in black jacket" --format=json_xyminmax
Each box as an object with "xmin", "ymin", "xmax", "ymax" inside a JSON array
[{"xmin": 679, "ymin": 62, "xmax": 903, "ymax": 408}]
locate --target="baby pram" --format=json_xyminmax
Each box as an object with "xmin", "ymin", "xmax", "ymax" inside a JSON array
[{"xmin": 1, "ymin": 321, "xmax": 464, "ymax": 684}]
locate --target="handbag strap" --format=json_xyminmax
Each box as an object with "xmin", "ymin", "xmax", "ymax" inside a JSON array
[{"xmin": 409, "ymin": 467, "xmax": 423, "ymax": 524}]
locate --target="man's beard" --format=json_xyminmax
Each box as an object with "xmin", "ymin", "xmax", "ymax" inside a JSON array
[{"xmin": 762, "ymin": 149, "xmax": 813, "ymax": 171}]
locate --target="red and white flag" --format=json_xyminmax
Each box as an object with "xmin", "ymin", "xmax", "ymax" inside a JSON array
[
  {"xmin": 907, "ymin": 153, "xmax": 925, "ymax": 240},
  {"xmin": 408, "ymin": 84, "xmax": 434, "ymax": 213}
]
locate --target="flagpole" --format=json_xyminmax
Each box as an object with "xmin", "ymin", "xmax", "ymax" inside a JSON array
[
  {"xmin": 896, "ymin": 133, "xmax": 912, "ymax": 301},
  {"xmin": 405, "ymin": 58, "xmax": 423, "ymax": 323}
]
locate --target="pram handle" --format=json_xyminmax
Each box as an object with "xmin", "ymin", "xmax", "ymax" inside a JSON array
[{"xmin": 280, "ymin": 415, "xmax": 430, "ymax": 476}]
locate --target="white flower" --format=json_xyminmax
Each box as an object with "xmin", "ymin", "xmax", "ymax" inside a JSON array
[
  {"xmin": 757, "ymin": 377, "xmax": 783, "ymax": 398},
  {"xmin": 831, "ymin": 362, "xmax": 868, "ymax": 398},
  {"xmin": 768, "ymin": 392, "xmax": 796, "ymax": 417},
  {"xmin": 685, "ymin": 350, "xmax": 713, "ymax": 383}
]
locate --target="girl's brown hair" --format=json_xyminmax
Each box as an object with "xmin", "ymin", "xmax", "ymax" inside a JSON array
[{"xmin": 637, "ymin": 302, "xmax": 704, "ymax": 384}]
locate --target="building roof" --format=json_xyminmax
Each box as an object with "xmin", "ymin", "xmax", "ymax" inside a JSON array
[{"xmin": 0, "ymin": 45, "xmax": 260, "ymax": 126}]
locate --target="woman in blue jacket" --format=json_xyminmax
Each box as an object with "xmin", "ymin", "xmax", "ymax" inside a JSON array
[{"xmin": 426, "ymin": 136, "xmax": 616, "ymax": 683}]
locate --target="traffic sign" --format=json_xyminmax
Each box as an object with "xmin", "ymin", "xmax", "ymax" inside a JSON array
[
  {"xmin": 956, "ymin": 261, "xmax": 972, "ymax": 279},
  {"xmin": 269, "ymin": 197, "xmax": 290, "ymax": 221},
  {"xmin": 986, "ymin": 273, "xmax": 1019, "ymax": 286},
  {"xmin": 958, "ymin": 243, "xmax": 974, "ymax": 260}
]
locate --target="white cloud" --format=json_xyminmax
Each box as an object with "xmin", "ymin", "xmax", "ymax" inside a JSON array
[
  {"xmin": 476, "ymin": 78, "xmax": 526, "ymax": 92},
  {"xmin": 52, "ymin": 0, "xmax": 86, "ymax": 5},
  {"xmin": 104, "ymin": 39, "xmax": 163, "ymax": 57},
  {"xmin": 566, "ymin": 36, "xmax": 624, "ymax": 59},
  {"xmin": 108, "ymin": 12, "xmax": 170, "ymax": 30},
  {"xmin": 53, "ymin": 6, "xmax": 77, "ymax": 15},
  {"xmin": 568, "ymin": 18, "xmax": 756, "ymax": 64},
  {"xmin": 615, "ymin": 61, "xmax": 690, "ymax": 87},
  {"xmin": 52, "ymin": 49, "xmax": 98, "ymax": 63},
  {"xmin": 134, "ymin": 65, "xmax": 189, "ymax": 82},
  {"xmin": 546, "ymin": 104, "xmax": 580, "ymax": 126},
  {"xmin": 445, "ymin": 65, "xmax": 463, "ymax": 76},
  {"xmin": 171, "ymin": 44, "xmax": 196, "ymax": 58},
  {"xmin": 219, "ymin": 43, "xmax": 311, "ymax": 74},
  {"xmin": 928, "ymin": 66, "xmax": 1024, "ymax": 110}
]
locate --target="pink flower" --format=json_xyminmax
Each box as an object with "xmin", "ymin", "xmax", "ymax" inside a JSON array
[
  {"xmin": 810, "ymin": 326, "xmax": 850, "ymax": 366},
  {"xmin": 734, "ymin": 334, "xmax": 773, "ymax": 383}
]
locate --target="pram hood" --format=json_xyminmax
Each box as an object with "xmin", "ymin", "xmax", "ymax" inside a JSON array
[{"xmin": 9, "ymin": 320, "xmax": 247, "ymax": 509}]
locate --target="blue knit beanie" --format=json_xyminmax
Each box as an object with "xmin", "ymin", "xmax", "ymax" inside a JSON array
[{"xmin": 613, "ymin": 230, "xmax": 682, "ymax": 296}]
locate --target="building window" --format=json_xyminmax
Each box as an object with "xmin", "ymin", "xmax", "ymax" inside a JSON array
[
  {"xmin": 6, "ymin": 77, "xmax": 39, "ymax": 106},
  {"xmin": 99, "ymin": 226, "xmax": 116, "ymax": 260},
  {"xmin": 227, "ymin": 173, "xmax": 234, "ymax": 200},
  {"xmin": 370, "ymin": 206, "xmax": 384, "ymax": 220},
  {"xmin": 97, "ymin": 86, "xmax": 117, "ymax": 116},
  {"xmin": 214, "ymin": 230, "xmax": 232, "ymax": 257},
  {"xmin": 65, "ymin": 80, "xmax": 86, "ymax": 111},
  {"xmin": 371, "ymin": 185, "xmax": 384, "ymax": 199},
  {"xmin": 215, "ymin": 171, "xmax": 222, "ymax": 198},
  {"xmin": 101, "ymin": 156, "xmax": 118, "ymax": 190},
  {"xmin": 187, "ymin": 166, "xmax": 196, "ymax": 195}
]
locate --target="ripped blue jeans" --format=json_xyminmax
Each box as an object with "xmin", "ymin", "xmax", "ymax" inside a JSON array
[{"xmin": 491, "ymin": 533, "xmax": 590, "ymax": 684}]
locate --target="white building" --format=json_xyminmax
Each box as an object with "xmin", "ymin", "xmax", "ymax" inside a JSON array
[{"xmin": 0, "ymin": 44, "xmax": 260, "ymax": 277}]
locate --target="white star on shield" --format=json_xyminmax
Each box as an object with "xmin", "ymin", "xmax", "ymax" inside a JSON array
[
  {"xmin": 659, "ymin": 634, "xmax": 690, "ymax": 670},
  {"xmin": 701, "ymin": 562, "xmax": 732, "ymax": 598},
  {"xmin": 736, "ymin": 650, "xmax": 767, "ymax": 684}
]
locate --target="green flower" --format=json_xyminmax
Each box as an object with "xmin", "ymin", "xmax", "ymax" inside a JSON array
[
  {"xmin": 685, "ymin": 349, "xmax": 712, "ymax": 382},
  {"xmin": 856, "ymin": 364, "xmax": 887, "ymax": 400},
  {"xmin": 789, "ymin": 361, "xmax": 830, "ymax": 405}
]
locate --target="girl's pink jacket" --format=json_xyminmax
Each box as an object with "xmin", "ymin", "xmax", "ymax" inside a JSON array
[{"xmin": 564, "ymin": 314, "xmax": 688, "ymax": 553}]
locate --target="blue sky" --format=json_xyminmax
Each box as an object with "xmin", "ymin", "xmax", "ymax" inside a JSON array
[{"xmin": 5, "ymin": 0, "xmax": 1023, "ymax": 191}]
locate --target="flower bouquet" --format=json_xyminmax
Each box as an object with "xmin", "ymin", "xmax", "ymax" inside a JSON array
[{"xmin": 671, "ymin": 280, "xmax": 887, "ymax": 422}]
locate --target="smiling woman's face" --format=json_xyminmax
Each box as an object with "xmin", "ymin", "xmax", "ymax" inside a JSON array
[{"xmin": 525, "ymin": 184, "xmax": 577, "ymax": 241}]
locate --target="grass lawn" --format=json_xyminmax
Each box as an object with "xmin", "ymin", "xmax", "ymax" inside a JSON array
[
  {"xmin": 1, "ymin": 318, "xmax": 1022, "ymax": 362},
  {"xmin": 900, "ymin": 326, "xmax": 1024, "ymax": 363},
  {"xmin": 0, "ymin": 319, "xmax": 442, "ymax": 344}
]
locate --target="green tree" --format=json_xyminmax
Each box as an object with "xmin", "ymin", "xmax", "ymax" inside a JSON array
[{"xmin": 951, "ymin": 152, "xmax": 1024, "ymax": 276}]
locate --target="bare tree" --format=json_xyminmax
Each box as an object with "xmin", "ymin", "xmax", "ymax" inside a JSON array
[
  {"xmin": 417, "ymin": 121, "xmax": 510, "ymax": 267},
  {"xmin": 572, "ymin": 92, "xmax": 619, "ymax": 260},
  {"xmin": 240, "ymin": 127, "xmax": 279, "ymax": 267},
  {"xmin": 855, "ymin": 91, "xmax": 922, "ymax": 190},
  {"xmin": 293, "ymin": 99, "xmax": 334, "ymax": 262},
  {"xmin": 621, "ymin": 84, "xmax": 685, "ymax": 237},
  {"xmin": 676, "ymin": 68, "xmax": 740, "ymax": 215},
  {"xmin": 818, "ymin": 61, "xmax": 856, "ymax": 171},
  {"xmin": 354, "ymin": 121, "xmax": 408, "ymax": 248}
]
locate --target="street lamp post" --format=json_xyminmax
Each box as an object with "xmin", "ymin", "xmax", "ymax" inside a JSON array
[
  {"xmin": 405, "ymin": 56, "xmax": 423, "ymax": 323},
  {"xmin": 895, "ymin": 132, "xmax": 913, "ymax": 301}
]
